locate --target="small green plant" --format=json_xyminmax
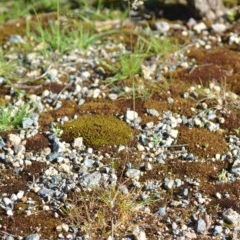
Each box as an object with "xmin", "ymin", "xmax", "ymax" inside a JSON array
[
  {"xmin": 0, "ymin": 101, "xmax": 36, "ymax": 131},
  {"xmin": 234, "ymin": 128, "xmax": 240, "ymax": 135},
  {"xmin": 137, "ymin": 32, "xmax": 178, "ymax": 57},
  {"xmin": 52, "ymin": 125, "xmax": 63, "ymax": 137},
  {"xmin": 0, "ymin": 48, "xmax": 17, "ymax": 78},
  {"xmin": 218, "ymin": 169, "xmax": 230, "ymax": 182}
]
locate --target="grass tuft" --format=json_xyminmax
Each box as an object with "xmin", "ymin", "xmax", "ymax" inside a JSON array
[{"xmin": 0, "ymin": 101, "xmax": 36, "ymax": 132}]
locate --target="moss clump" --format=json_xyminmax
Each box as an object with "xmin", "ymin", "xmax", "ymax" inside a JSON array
[{"xmin": 61, "ymin": 115, "xmax": 133, "ymax": 147}]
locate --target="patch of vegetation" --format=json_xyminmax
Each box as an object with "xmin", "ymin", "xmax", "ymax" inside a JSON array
[
  {"xmin": 0, "ymin": 101, "xmax": 36, "ymax": 132},
  {"xmin": 0, "ymin": 48, "xmax": 17, "ymax": 79},
  {"xmin": 68, "ymin": 185, "xmax": 150, "ymax": 239},
  {"xmin": 60, "ymin": 115, "xmax": 134, "ymax": 147}
]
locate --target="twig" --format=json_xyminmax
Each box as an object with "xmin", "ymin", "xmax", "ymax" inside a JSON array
[
  {"xmin": 33, "ymin": 64, "xmax": 53, "ymax": 80},
  {"xmin": 52, "ymin": 82, "xmax": 72, "ymax": 106},
  {"xmin": 166, "ymin": 144, "xmax": 188, "ymax": 148}
]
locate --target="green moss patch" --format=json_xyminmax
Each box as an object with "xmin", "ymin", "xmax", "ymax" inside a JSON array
[{"xmin": 61, "ymin": 115, "xmax": 134, "ymax": 147}]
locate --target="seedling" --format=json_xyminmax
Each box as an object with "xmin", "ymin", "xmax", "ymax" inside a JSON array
[{"xmin": 218, "ymin": 169, "xmax": 230, "ymax": 182}]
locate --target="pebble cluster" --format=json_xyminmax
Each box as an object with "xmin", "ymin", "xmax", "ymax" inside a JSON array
[{"xmin": 0, "ymin": 8, "xmax": 240, "ymax": 240}]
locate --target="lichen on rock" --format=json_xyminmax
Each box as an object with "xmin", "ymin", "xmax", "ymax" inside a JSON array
[{"xmin": 60, "ymin": 115, "xmax": 134, "ymax": 147}]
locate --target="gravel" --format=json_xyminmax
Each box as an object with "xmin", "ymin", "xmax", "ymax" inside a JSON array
[{"xmin": 0, "ymin": 6, "xmax": 239, "ymax": 240}]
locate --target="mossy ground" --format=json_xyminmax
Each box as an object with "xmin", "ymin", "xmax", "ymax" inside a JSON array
[
  {"xmin": 60, "ymin": 115, "xmax": 134, "ymax": 147},
  {"xmin": 177, "ymin": 126, "xmax": 229, "ymax": 159},
  {"xmin": 0, "ymin": 1, "xmax": 240, "ymax": 239}
]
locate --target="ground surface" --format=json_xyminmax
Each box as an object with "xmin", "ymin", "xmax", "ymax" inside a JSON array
[{"xmin": 0, "ymin": 1, "xmax": 240, "ymax": 240}]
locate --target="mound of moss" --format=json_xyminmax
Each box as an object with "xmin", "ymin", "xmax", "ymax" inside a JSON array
[{"xmin": 60, "ymin": 115, "xmax": 133, "ymax": 147}]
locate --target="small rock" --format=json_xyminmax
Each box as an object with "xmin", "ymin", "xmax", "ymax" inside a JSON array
[
  {"xmin": 93, "ymin": 88, "xmax": 101, "ymax": 98},
  {"xmin": 195, "ymin": 218, "xmax": 206, "ymax": 234},
  {"xmin": 184, "ymin": 232, "xmax": 197, "ymax": 239},
  {"xmin": 147, "ymin": 108, "xmax": 159, "ymax": 117},
  {"xmin": 155, "ymin": 207, "xmax": 166, "ymax": 216},
  {"xmin": 137, "ymin": 143, "xmax": 145, "ymax": 151},
  {"xmin": 83, "ymin": 159, "xmax": 95, "ymax": 168},
  {"xmin": 5, "ymin": 236, "xmax": 15, "ymax": 240},
  {"xmin": 72, "ymin": 137, "xmax": 84, "ymax": 150},
  {"xmin": 81, "ymin": 171, "xmax": 102, "ymax": 188},
  {"xmin": 155, "ymin": 21, "xmax": 170, "ymax": 33},
  {"xmin": 193, "ymin": 22, "xmax": 207, "ymax": 33},
  {"xmin": 167, "ymin": 97, "xmax": 174, "ymax": 104},
  {"xmin": 126, "ymin": 110, "xmax": 138, "ymax": 121},
  {"xmin": 48, "ymin": 68, "xmax": 58, "ymax": 80},
  {"xmin": 24, "ymin": 233, "xmax": 40, "ymax": 240},
  {"xmin": 119, "ymin": 185, "xmax": 129, "ymax": 194},
  {"xmin": 38, "ymin": 187, "xmax": 54, "ymax": 199},
  {"xmin": 6, "ymin": 209, "xmax": 14, "ymax": 216},
  {"xmin": 8, "ymin": 133, "xmax": 21, "ymax": 145},
  {"xmin": 132, "ymin": 226, "xmax": 147, "ymax": 240},
  {"xmin": 231, "ymin": 159, "xmax": 240, "ymax": 176},
  {"xmin": 108, "ymin": 93, "xmax": 118, "ymax": 100},
  {"xmin": 211, "ymin": 23, "xmax": 227, "ymax": 33},
  {"xmin": 213, "ymin": 225, "xmax": 223, "ymax": 235},
  {"xmin": 17, "ymin": 190, "xmax": 24, "ymax": 199},
  {"xmin": 125, "ymin": 169, "xmax": 141, "ymax": 180},
  {"xmin": 144, "ymin": 162, "xmax": 152, "ymax": 171},
  {"xmin": 9, "ymin": 34, "xmax": 25, "ymax": 44},
  {"xmin": 62, "ymin": 223, "xmax": 69, "ymax": 232},
  {"xmin": 59, "ymin": 163, "xmax": 71, "ymax": 173},
  {"xmin": 22, "ymin": 117, "xmax": 34, "ymax": 129},
  {"xmin": 168, "ymin": 129, "xmax": 178, "ymax": 139},
  {"xmin": 163, "ymin": 178, "xmax": 174, "ymax": 190},
  {"xmin": 222, "ymin": 208, "xmax": 240, "ymax": 226},
  {"xmin": 215, "ymin": 192, "xmax": 222, "ymax": 199},
  {"xmin": 47, "ymin": 152, "xmax": 59, "ymax": 162}
]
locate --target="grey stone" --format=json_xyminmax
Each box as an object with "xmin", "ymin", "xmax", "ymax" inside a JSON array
[
  {"xmin": 163, "ymin": 178, "xmax": 174, "ymax": 190},
  {"xmin": 22, "ymin": 117, "xmax": 34, "ymax": 129},
  {"xmin": 155, "ymin": 21, "xmax": 170, "ymax": 33},
  {"xmin": 83, "ymin": 159, "xmax": 95, "ymax": 168},
  {"xmin": 0, "ymin": 137, "xmax": 5, "ymax": 148},
  {"xmin": 182, "ymin": 188, "xmax": 189, "ymax": 197},
  {"xmin": 81, "ymin": 172, "xmax": 102, "ymax": 188},
  {"xmin": 155, "ymin": 207, "xmax": 166, "ymax": 216},
  {"xmin": 125, "ymin": 169, "xmax": 141, "ymax": 180},
  {"xmin": 47, "ymin": 152, "xmax": 59, "ymax": 162},
  {"xmin": 38, "ymin": 187, "xmax": 54, "ymax": 198},
  {"xmin": 5, "ymin": 236, "xmax": 15, "ymax": 240},
  {"xmin": 24, "ymin": 233, "xmax": 40, "ymax": 240},
  {"xmin": 222, "ymin": 208, "xmax": 240, "ymax": 226},
  {"xmin": 213, "ymin": 225, "xmax": 223, "ymax": 235},
  {"xmin": 147, "ymin": 108, "xmax": 159, "ymax": 117},
  {"xmin": 231, "ymin": 159, "xmax": 240, "ymax": 176},
  {"xmin": 211, "ymin": 23, "xmax": 227, "ymax": 33},
  {"xmin": 195, "ymin": 218, "xmax": 206, "ymax": 234},
  {"xmin": 9, "ymin": 34, "xmax": 25, "ymax": 44}
]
